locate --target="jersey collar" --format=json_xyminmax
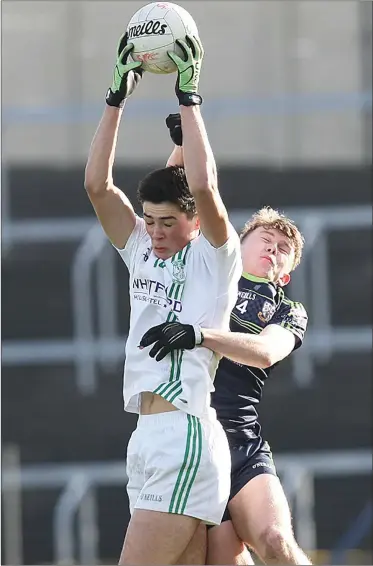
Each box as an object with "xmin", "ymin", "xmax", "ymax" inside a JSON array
[{"xmin": 242, "ymin": 272, "xmax": 270, "ymax": 283}]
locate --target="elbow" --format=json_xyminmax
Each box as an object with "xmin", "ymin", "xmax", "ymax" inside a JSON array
[
  {"xmin": 85, "ymin": 180, "xmax": 104, "ymax": 197},
  {"xmin": 190, "ymin": 181, "xmax": 216, "ymax": 198},
  {"xmin": 84, "ymin": 177, "xmax": 95, "ymax": 195},
  {"xmin": 84, "ymin": 166, "xmax": 97, "ymax": 195},
  {"xmin": 259, "ymin": 357, "xmax": 273, "ymax": 369},
  {"xmin": 84, "ymin": 170, "xmax": 110, "ymax": 197},
  {"xmin": 190, "ymin": 170, "xmax": 216, "ymax": 195},
  {"xmin": 257, "ymin": 349, "xmax": 275, "ymax": 369}
]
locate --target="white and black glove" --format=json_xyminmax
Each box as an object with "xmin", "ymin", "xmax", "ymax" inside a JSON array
[
  {"xmin": 106, "ymin": 32, "xmax": 143, "ymax": 108},
  {"xmin": 139, "ymin": 322, "xmax": 204, "ymax": 361}
]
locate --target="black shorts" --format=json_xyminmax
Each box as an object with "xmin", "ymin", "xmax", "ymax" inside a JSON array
[{"xmin": 221, "ymin": 436, "xmax": 277, "ymax": 523}]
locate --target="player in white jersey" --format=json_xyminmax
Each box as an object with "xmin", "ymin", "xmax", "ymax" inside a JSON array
[{"xmin": 84, "ymin": 32, "xmax": 241, "ymax": 565}]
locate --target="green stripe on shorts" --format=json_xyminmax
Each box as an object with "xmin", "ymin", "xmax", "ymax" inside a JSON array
[{"xmin": 169, "ymin": 415, "xmax": 202, "ymax": 515}]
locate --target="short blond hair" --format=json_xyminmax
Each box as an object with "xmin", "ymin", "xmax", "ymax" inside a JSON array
[{"xmin": 240, "ymin": 207, "xmax": 305, "ymax": 270}]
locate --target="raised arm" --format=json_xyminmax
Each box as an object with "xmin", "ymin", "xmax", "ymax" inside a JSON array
[
  {"xmin": 166, "ymin": 145, "xmax": 184, "ymax": 168},
  {"xmin": 85, "ymin": 105, "xmax": 136, "ymax": 249},
  {"xmin": 181, "ymin": 106, "xmax": 228, "ymax": 246},
  {"xmin": 168, "ymin": 37, "xmax": 228, "ymax": 248},
  {"xmin": 165, "ymin": 112, "xmax": 218, "ymax": 180},
  {"xmin": 84, "ymin": 33, "xmax": 143, "ymax": 249},
  {"xmin": 165, "ymin": 114, "xmax": 184, "ymax": 167}
]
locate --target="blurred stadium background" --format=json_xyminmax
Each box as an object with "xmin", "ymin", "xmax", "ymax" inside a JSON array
[{"xmin": 1, "ymin": 1, "xmax": 372, "ymax": 564}]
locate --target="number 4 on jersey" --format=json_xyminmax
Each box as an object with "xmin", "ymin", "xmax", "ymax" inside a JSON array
[{"xmin": 236, "ymin": 300, "xmax": 248, "ymax": 314}]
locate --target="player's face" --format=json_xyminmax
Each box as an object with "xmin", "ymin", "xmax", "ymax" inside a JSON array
[
  {"xmin": 143, "ymin": 201, "xmax": 199, "ymax": 260},
  {"xmin": 241, "ymin": 227, "xmax": 295, "ymax": 285}
]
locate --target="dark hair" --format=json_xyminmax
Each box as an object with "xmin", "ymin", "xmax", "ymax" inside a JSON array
[{"xmin": 137, "ymin": 166, "xmax": 196, "ymax": 217}]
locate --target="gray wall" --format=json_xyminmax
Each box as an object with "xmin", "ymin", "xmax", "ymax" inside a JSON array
[{"xmin": 2, "ymin": 1, "xmax": 370, "ymax": 165}]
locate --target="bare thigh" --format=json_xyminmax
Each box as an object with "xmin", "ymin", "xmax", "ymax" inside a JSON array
[
  {"xmin": 177, "ymin": 522, "xmax": 207, "ymax": 565},
  {"xmin": 119, "ymin": 509, "xmax": 200, "ymax": 565},
  {"xmin": 207, "ymin": 521, "xmax": 255, "ymax": 565},
  {"xmin": 229, "ymin": 474, "xmax": 293, "ymax": 551}
]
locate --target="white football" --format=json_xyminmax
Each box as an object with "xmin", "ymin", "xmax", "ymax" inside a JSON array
[{"xmin": 127, "ymin": 2, "xmax": 199, "ymax": 74}]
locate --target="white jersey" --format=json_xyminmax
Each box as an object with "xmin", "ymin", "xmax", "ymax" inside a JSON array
[{"xmin": 115, "ymin": 216, "xmax": 242, "ymax": 420}]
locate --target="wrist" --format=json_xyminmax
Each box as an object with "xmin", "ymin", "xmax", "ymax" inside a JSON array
[
  {"xmin": 199, "ymin": 328, "xmax": 214, "ymax": 349},
  {"xmin": 102, "ymin": 103, "xmax": 125, "ymax": 126},
  {"xmin": 177, "ymin": 92, "xmax": 203, "ymax": 107},
  {"xmin": 193, "ymin": 325, "xmax": 204, "ymax": 346},
  {"xmin": 106, "ymin": 88, "xmax": 126, "ymax": 108}
]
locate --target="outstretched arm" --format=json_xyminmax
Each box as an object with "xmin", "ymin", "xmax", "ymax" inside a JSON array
[
  {"xmin": 181, "ymin": 106, "xmax": 227, "ymax": 244},
  {"xmin": 166, "ymin": 145, "xmax": 184, "ymax": 168},
  {"xmin": 168, "ymin": 36, "xmax": 228, "ymax": 248},
  {"xmin": 165, "ymin": 112, "xmax": 217, "ymax": 179},
  {"xmin": 139, "ymin": 322, "xmax": 296, "ymax": 366},
  {"xmin": 85, "ymin": 105, "xmax": 136, "ymax": 249},
  {"xmin": 84, "ymin": 33, "xmax": 143, "ymax": 249},
  {"xmin": 201, "ymin": 325, "xmax": 296, "ymax": 368}
]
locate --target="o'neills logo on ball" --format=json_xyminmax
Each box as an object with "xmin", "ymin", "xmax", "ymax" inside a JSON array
[{"xmin": 128, "ymin": 20, "xmax": 168, "ymax": 38}]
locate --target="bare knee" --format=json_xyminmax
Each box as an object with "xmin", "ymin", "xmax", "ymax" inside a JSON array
[
  {"xmin": 177, "ymin": 522, "xmax": 207, "ymax": 565},
  {"xmin": 207, "ymin": 521, "xmax": 254, "ymax": 565},
  {"xmin": 259, "ymin": 526, "xmax": 293, "ymax": 563},
  {"xmin": 120, "ymin": 510, "xmax": 200, "ymax": 565}
]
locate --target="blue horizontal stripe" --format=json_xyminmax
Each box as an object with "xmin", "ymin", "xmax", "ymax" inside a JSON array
[{"xmin": 2, "ymin": 91, "xmax": 371, "ymax": 125}]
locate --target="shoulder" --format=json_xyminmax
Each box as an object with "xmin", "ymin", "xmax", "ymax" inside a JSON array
[
  {"xmin": 192, "ymin": 223, "xmax": 240, "ymax": 253},
  {"xmin": 273, "ymin": 292, "xmax": 308, "ymax": 339},
  {"xmin": 279, "ymin": 292, "xmax": 308, "ymax": 320},
  {"xmin": 262, "ymin": 291, "xmax": 308, "ymax": 351},
  {"xmin": 114, "ymin": 216, "xmax": 151, "ymax": 267},
  {"xmin": 190, "ymin": 224, "xmax": 241, "ymax": 274},
  {"xmin": 189, "ymin": 226, "xmax": 242, "ymax": 287}
]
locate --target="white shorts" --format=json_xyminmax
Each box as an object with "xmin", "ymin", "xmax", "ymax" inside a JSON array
[{"xmin": 126, "ymin": 410, "xmax": 231, "ymax": 525}]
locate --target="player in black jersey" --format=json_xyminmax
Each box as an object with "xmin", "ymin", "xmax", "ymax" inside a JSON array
[
  {"xmin": 201, "ymin": 210, "xmax": 310, "ymax": 565},
  {"xmin": 140, "ymin": 116, "xmax": 312, "ymax": 565}
]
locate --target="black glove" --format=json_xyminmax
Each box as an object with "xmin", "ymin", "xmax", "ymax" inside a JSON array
[
  {"xmin": 166, "ymin": 113, "xmax": 183, "ymax": 146},
  {"xmin": 139, "ymin": 322, "xmax": 204, "ymax": 362},
  {"xmin": 106, "ymin": 33, "xmax": 143, "ymax": 108}
]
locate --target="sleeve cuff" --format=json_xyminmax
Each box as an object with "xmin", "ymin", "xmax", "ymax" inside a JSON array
[{"xmin": 193, "ymin": 325, "xmax": 204, "ymax": 346}]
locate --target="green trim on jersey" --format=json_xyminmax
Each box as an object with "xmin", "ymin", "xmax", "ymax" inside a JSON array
[
  {"xmin": 153, "ymin": 349, "xmax": 184, "ymax": 401},
  {"xmin": 282, "ymin": 296, "xmax": 297, "ymax": 307},
  {"xmin": 242, "ymin": 272, "xmax": 270, "ymax": 283},
  {"xmin": 231, "ymin": 311, "xmax": 262, "ymax": 334},
  {"xmin": 169, "ymin": 414, "xmax": 202, "ymax": 515},
  {"xmin": 153, "ymin": 242, "xmax": 192, "ymax": 403},
  {"xmin": 154, "ymin": 258, "xmax": 166, "ymax": 268},
  {"xmin": 279, "ymin": 299, "xmax": 306, "ymax": 334}
]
